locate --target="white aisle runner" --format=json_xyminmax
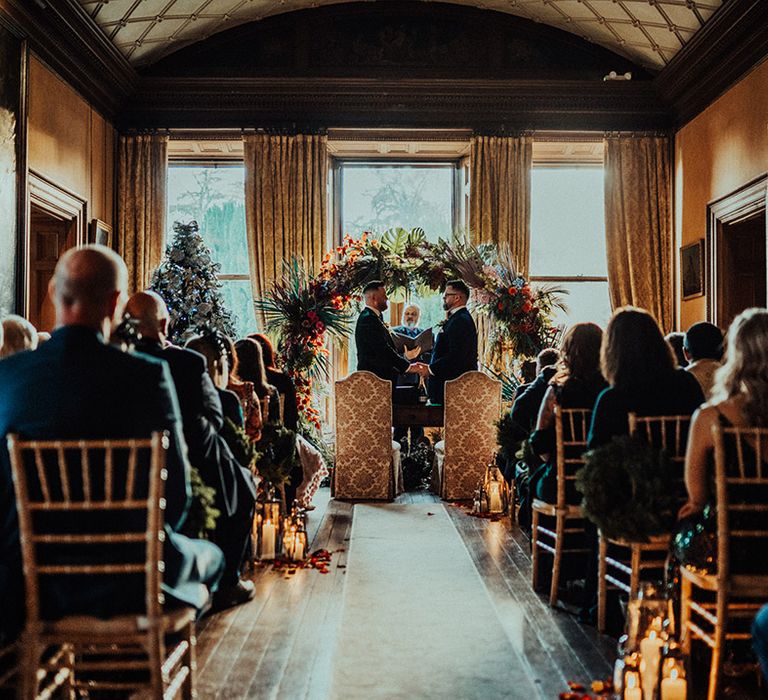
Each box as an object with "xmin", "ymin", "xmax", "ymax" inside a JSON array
[{"xmin": 330, "ymin": 504, "xmax": 537, "ymax": 699}]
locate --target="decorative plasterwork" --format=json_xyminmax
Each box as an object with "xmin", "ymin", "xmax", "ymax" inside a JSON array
[{"xmin": 78, "ymin": 0, "xmax": 721, "ymax": 70}]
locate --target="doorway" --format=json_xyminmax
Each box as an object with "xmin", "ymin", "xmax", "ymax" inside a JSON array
[{"xmin": 708, "ymin": 176, "xmax": 768, "ymax": 328}]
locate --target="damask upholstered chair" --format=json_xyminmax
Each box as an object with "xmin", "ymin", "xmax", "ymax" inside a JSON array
[
  {"xmin": 434, "ymin": 371, "xmax": 502, "ymax": 501},
  {"xmin": 334, "ymin": 371, "xmax": 400, "ymax": 500}
]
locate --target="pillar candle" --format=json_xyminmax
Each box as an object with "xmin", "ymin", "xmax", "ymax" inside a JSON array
[
  {"xmin": 660, "ymin": 670, "xmax": 686, "ymax": 700},
  {"xmin": 489, "ymin": 482, "xmax": 502, "ymax": 513},
  {"xmin": 261, "ymin": 519, "xmax": 276, "ymax": 560}
]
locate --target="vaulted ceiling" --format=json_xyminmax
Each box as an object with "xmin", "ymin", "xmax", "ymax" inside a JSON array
[{"xmin": 78, "ymin": 0, "xmax": 722, "ymax": 71}]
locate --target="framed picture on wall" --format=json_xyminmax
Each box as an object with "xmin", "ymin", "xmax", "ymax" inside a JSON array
[
  {"xmin": 89, "ymin": 219, "xmax": 113, "ymax": 248},
  {"xmin": 681, "ymin": 239, "xmax": 704, "ymax": 300}
]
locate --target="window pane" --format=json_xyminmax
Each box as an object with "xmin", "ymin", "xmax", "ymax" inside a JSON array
[
  {"xmin": 167, "ymin": 165, "xmax": 248, "ymax": 275},
  {"xmin": 219, "ymin": 279, "xmax": 258, "ymax": 338},
  {"xmin": 341, "ymin": 165, "xmax": 454, "ymax": 242},
  {"xmin": 529, "ymin": 167, "xmax": 607, "ymax": 277},
  {"xmin": 542, "ymin": 280, "xmax": 612, "ymax": 329}
]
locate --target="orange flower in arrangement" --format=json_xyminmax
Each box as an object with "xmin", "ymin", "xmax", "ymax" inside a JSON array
[
  {"xmin": 522, "ymin": 300, "xmax": 533, "ymax": 314},
  {"xmin": 508, "ymin": 286, "xmax": 517, "ymax": 296},
  {"xmin": 497, "ymin": 301, "xmax": 504, "ymax": 311}
]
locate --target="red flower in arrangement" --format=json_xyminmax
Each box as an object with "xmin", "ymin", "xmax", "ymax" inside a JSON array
[
  {"xmin": 497, "ymin": 301, "xmax": 504, "ymax": 311},
  {"xmin": 508, "ymin": 286, "xmax": 517, "ymax": 295},
  {"xmin": 522, "ymin": 300, "xmax": 533, "ymax": 314}
]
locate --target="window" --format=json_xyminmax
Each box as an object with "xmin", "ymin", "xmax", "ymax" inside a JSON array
[
  {"xmin": 337, "ymin": 161, "xmax": 460, "ymax": 330},
  {"xmin": 166, "ymin": 163, "xmax": 256, "ymax": 337},
  {"xmin": 529, "ymin": 166, "xmax": 611, "ymax": 329}
]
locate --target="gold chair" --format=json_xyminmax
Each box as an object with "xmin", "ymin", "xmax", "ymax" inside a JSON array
[
  {"xmin": 531, "ymin": 406, "xmax": 591, "ymax": 607},
  {"xmin": 597, "ymin": 413, "xmax": 691, "ymax": 633},
  {"xmin": 334, "ymin": 371, "xmax": 398, "ymax": 500},
  {"xmin": 434, "ymin": 371, "xmax": 501, "ymax": 501},
  {"xmin": 0, "ymin": 642, "xmax": 16, "ymax": 691},
  {"xmin": 680, "ymin": 423, "xmax": 768, "ymax": 700},
  {"xmin": 8, "ymin": 432, "xmax": 196, "ymax": 699}
]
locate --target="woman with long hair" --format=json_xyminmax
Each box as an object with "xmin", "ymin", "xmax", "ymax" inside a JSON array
[
  {"xmin": 234, "ymin": 338, "xmax": 280, "ymax": 423},
  {"xmin": 222, "ymin": 335, "xmax": 262, "ymax": 443},
  {"xmin": 674, "ymin": 308, "xmax": 768, "ymax": 573},
  {"xmin": 248, "ymin": 333, "xmax": 299, "ymax": 431},
  {"xmin": 529, "ymin": 322, "xmax": 607, "ymax": 503},
  {"xmin": 588, "ymin": 307, "xmax": 704, "ymax": 448}
]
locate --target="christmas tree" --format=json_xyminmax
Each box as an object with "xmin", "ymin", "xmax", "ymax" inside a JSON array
[{"xmin": 150, "ymin": 220, "xmax": 238, "ymax": 344}]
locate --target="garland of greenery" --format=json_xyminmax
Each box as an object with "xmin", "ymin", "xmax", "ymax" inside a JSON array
[
  {"xmin": 575, "ymin": 435, "xmax": 677, "ymax": 542},
  {"xmin": 182, "ymin": 466, "xmax": 221, "ymax": 539},
  {"xmin": 256, "ymin": 228, "xmax": 566, "ymax": 426}
]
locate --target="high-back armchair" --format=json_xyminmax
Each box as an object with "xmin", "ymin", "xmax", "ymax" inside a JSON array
[
  {"xmin": 435, "ymin": 371, "xmax": 501, "ymax": 501},
  {"xmin": 334, "ymin": 371, "xmax": 398, "ymax": 500}
]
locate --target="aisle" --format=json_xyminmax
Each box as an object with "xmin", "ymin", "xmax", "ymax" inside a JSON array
[{"xmin": 330, "ymin": 504, "xmax": 537, "ymax": 699}]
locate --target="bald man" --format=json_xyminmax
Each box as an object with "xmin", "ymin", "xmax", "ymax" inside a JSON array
[
  {"xmin": 126, "ymin": 291, "xmax": 256, "ymax": 610},
  {"xmin": 0, "ymin": 246, "xmax": 224, "ymax": 644}
]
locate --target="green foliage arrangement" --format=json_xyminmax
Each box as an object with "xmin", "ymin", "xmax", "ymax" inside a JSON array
[
  {"xmin": 183, "ymin": 466, "xmax": 221, "ymax": 539},
  {"xmin": 496, "ymin": 413, "xmax": 523, "ymax": 462},
  {"xmin": 255, "ymin": 421, "xmax": 300, "ymax": 489},
  {"xmin": 223, "ymin": 417, "xmax": 262, "ymax": 473},
  {"xmin": 576, "ymin": 435, "xmax": 677, "ymax": 542}
]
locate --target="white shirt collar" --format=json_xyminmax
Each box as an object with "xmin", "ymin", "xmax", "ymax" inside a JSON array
[
  {"xmin": 448, "ymin": 305, "xmax": 467, "ymax": 317},
  {"xmin": 365, "ymin": 304, "xmax": 382, "ymax": 318}
]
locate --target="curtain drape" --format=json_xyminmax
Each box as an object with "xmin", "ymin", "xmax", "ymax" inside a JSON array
[
  {"xmin": 604, "ymin": 136, "xmax": 672, "ymax": 332},
  {"xmin": 243, "ymin": 133, "xmax": 328, "ymax": 326},
  {"xmin": 469, "ymin": 135, "xmax": 532, "ymax": 276},
  {"xmin": 117, "ymin": 133, "xmax": 168, "ymax": 293}
]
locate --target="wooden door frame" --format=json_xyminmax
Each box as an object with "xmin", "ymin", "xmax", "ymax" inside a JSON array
[
  {"xmin": 707, "ymin": 174, "xmax": 767, "ymax": 326},
  {"xmin": 25, "ymin": 170, "xmax": 87, "ymax": 317}
]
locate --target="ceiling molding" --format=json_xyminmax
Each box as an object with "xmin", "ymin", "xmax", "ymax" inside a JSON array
[
  {"xmin": 125, "ymin": 77, "xmax": 670, "ymax": 131},
  {"xmin": 0, "ymin": 0, "xmax": 136, "ymax": 119},
  {"xmin": 654, "ymin": 0, "xmax": 768, "ymax": 127}
]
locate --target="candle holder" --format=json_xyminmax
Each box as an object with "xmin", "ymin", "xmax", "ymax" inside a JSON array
[
  {"xmin": 474, "ymin": 459, "xmax": 510, "ymax": 515},
  {"xmin": 282, "ymin": 501, "xmax": 309, "ymax": 562},
  {"xmin": 255, "ymin": 487, "xmax": 284, "ymax": 560},
  {"xmin": 627, "ymin": 581, "xmax": 672, "ymax": 651}
]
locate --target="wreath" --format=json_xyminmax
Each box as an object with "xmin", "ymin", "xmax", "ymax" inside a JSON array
[
  {"xmin": 256, "ymin": 228, "xmax": 567, "ymax": 428},
  {"xmin": 575, "ymin": 435, "xmax": 677, "ymax": 542}
]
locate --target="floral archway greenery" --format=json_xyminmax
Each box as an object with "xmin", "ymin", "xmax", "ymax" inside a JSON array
[{"xmin": 256, "ymin": 228, "xmax": 566, "ymax": 428}]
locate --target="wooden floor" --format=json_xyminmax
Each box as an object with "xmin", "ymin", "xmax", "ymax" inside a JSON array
[{"xmin": 195, "ymin": 488, "xmax": 764, "ymax": 699}]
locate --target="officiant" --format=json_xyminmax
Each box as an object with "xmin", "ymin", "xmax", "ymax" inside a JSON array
[{"xmin": 391, "ymin": 304, "xmax": 433, "ymax": 386}]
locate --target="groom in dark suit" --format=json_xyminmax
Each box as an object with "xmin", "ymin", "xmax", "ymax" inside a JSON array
[
  {"xmin": 355, "ymin": 280, "xmax": 421, "ymax": 388},
  {"xmin": 414, "ymin": 279, "xmax": 478, "ymax": 405},
  {"xmin": 0, "ymin": 246, "xmax": 223, "ymax": 644}
]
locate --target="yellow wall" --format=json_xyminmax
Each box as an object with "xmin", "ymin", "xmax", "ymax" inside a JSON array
[
  {"xmin": 675, "ymin": 59, "xmax": 768, "ymax": 330},
  {"xmin": 27, "ymin": 55, "xmax": 115, "ymax": 226}
]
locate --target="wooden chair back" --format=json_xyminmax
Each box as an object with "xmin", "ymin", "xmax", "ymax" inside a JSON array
[
  {"xmin": 713, "ymin": 423, "xmax": 768, "ymax": 583},
  {"xmin": 628, "ymin": 413, "xmax": 691, "ymax": 501},
  {"xmin": 7, "ymin": 432, "xmax": 168, "ymax": 626},
  {"xmin": 554, "ymin": 406, "xmax": 592, "ymax": 508},
  {"xmin": 334, "ymin": 371, "xmax": 394, "ymax": 500},
  {"xmin": 442, "ymin": 371, "xmax": 502, "ymax": 500}
]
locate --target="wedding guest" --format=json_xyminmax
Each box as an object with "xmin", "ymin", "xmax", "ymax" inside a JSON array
[
  {"xmin": 665, "ymin": 331, "xmax": 688, "ymax": 368},
  {"xmin": 674, "ymin": 308, "xmax": 768, "ymax": 574},
  {"xmin": 235, "ymin": 337, "xmax": 281, "ymax": 423},
  {"xmin": 355, "ymin": 280, "xmax": 420, "ymax": 391},
  {"xmin": 0, "ymin": 246, "xmax": 224, "ymax": 644},
  {"xmin": 683, "ymin": 321, "xmax": 724, "ymax": 399},
  {"xmin": 588, "ymin": 308, "xmax": 704, "ymax": 449},
  {"xmin": 248, "ymin": 332, "xmax": 299, "ymax": 431},
  {"xmin": 0, "ymin": 314, "xmax": 38, "ymax": 357},
  {"xmin": 510, "ymin": 347, "xmax": 560, "ymax": 439},
  {"xmin": 529, "ymin": 324, "xmax": 607, "ymax": 503},
  {"xmin": 755, "ymin": 605, "xmax": 768, "ymax": 683},
  {"xmin": 418, "ymin": 279, "xmax": 478, "ymax": 405},
  {"xmin": 126, "ymin": 292, "xmax": 256, "ymax": 610},
  {"xmin": 223, "ymin": 335, "xmax": 262, "ymax": 442}
]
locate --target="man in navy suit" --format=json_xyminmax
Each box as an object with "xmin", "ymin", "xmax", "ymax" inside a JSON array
[
  {"xmin": 0, "ymin": 246, "xmax": 223, "ymax": 644},
  {"xmin": 413, "ymin": 279, "xmax": 478, "ymax": 405},
  {"xmin": 354, "ymin": 280, "xmax": 421, "ymax": 387},
  {"xmin": 126, "ymin": 291, "xmax": 256, "ymax": 610}
]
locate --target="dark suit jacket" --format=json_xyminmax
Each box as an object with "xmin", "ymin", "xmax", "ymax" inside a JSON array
[
  {"xmin": 427, "ymin": 307, "xmax": 478, "ymax": 404},
  {"xmin": 355, "ymin": 307, "xmax": 409, "ymax": 384},
  {"xmin": 134, "ymin": 340, "xmax": 256, "ymax": 518},
  {"xmin": 0, "ymin": 326, "xmax": 223, "ymax": 641}
]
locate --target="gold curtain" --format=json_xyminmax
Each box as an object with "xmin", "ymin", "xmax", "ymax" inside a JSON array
[
  {"xmin": 469, "ymin": 134, "xmax": 532, "ymax": 275},
  {"xmin": 604, "ymin": 136, "xmax": 672, "ymax": 332},
  {"xmin": 243, "ymin": 133, "xmax": 328, "ymax": 326},
  {"xmin": 116, "ymin": 133, "xmax": 168, "ymax": 293}
]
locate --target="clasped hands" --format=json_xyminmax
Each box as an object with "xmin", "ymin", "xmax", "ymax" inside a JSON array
[{"xmin": 406, "ymin": 362, "xmax": 430, "ymax": 378}]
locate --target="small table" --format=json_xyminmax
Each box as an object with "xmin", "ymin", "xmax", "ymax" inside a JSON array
[{"xmin": 392, "ymin": 402, "xmax": 444, "ymax": 428}]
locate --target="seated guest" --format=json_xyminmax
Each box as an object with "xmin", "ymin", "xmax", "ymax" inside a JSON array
[
  {"xmin": 248, "ymin": 333, "xmax": 299, "ymax": 432},
  {"xmin": 510, "ymin": 347, "xmax": 560, "ymax": 440},
  {"xmin": 223, "ymin": 335, "xmax": 262, "ymax": 442},
  {"xmin": 665, "ymin": 331, "xmax": 688, "ymax": 368},
  {"xmin": 755, "ymin": 605, "xmax": 768, "ymax": 683},
  {"xmin": 235, "ymin": 338, "xmax": 281, "ymax": 423},
  {"xmin": 674, "ymin": 308, "xmax": 768, "ymax": 574},
  {"xmin": 0, "ymin": 246, "xmax": 223, "ymax": 644},
  {"xmin": 0, "ymin": 314, "xmax": 38, "ymax": 357},
  {"xmin": 529, "ymin": 323, "xmax": 607, "ymax": 504},
  {"xmin": 126, "ymin": 292, "xmax": 256, "ymax": 609},
  {"xmin": 588, "ymin": 308, "xmax": 704, "ymax": 449},
  {"xmin": 683, "ymin": 321, "xmax": 724, "ymax": 399}
]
